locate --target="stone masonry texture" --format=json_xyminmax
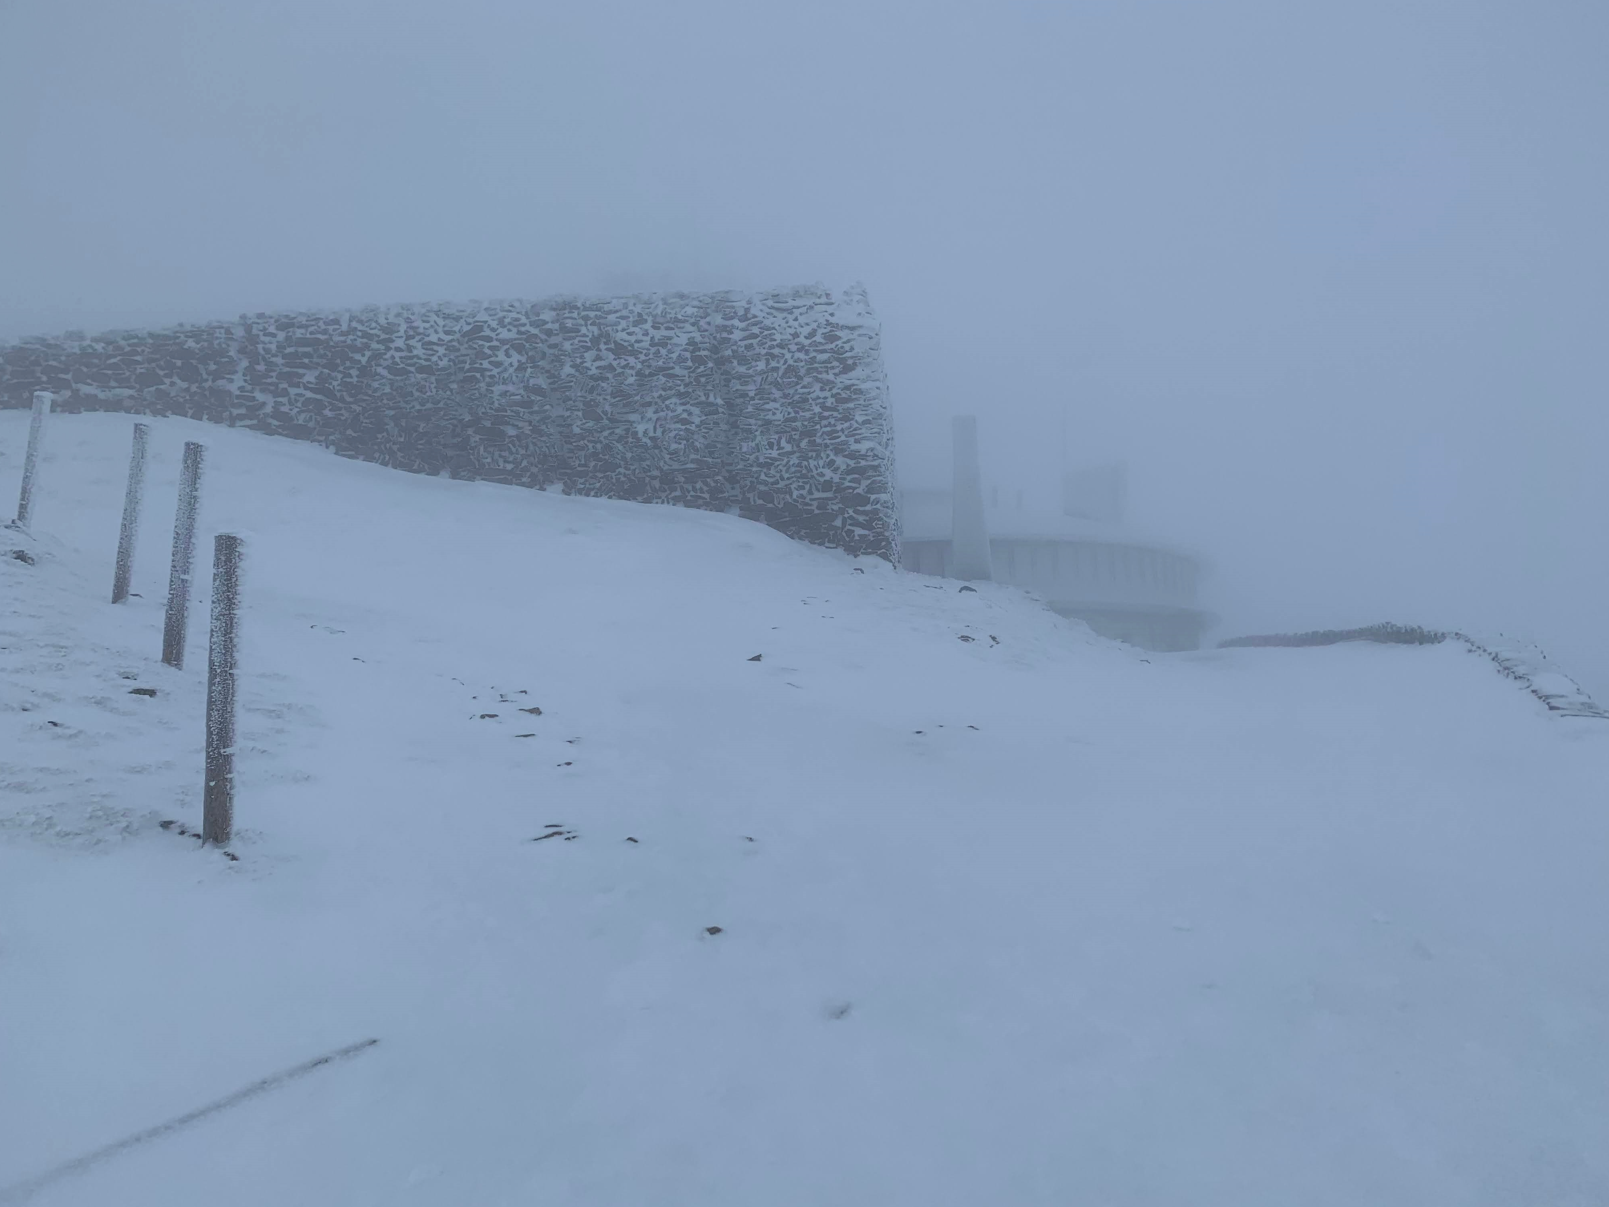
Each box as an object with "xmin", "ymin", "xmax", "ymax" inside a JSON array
[{"xmin": 0, "ymin": 284, "xmax": 899, "ymax": 560}]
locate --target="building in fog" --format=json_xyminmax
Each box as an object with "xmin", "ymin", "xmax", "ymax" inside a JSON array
[{"xmin": 899, "ymin": 418, "xmax": 1212, "ymax": 652}]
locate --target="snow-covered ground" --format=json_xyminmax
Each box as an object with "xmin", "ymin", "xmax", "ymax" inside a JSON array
[{"xmin": 4, "ymin": 411, "xmax": 1608, "ymax": 1206}]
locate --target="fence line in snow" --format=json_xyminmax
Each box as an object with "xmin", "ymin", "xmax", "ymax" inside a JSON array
[{"xmin": 10, "ymin": 416, "xmax": 252, "ymax": 847}]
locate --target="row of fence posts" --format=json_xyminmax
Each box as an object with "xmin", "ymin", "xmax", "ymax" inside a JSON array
[{"xmin": 11, "ymin": 391, "xmax": 242, "ymax": 848}]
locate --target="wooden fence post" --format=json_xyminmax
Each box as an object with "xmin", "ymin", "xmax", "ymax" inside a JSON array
[
  {"xmin": 203, "ymin": 533, "xmax": 242, "ymax": 847},
  {"xmin": 161, "ymin": 441, "xmax": 205, "ymax": 668},
  {"xmin": 12, "ymin": 390, "xmax": 52, "ymax": 529},
  {"xmin": 111, "ymin": 423, "xmax": 149, "ymax": 603}
]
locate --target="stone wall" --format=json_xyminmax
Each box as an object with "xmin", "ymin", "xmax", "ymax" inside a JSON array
[{"xmin": 0, "ymin": 284, "xmax": 899, "ymax": 560}]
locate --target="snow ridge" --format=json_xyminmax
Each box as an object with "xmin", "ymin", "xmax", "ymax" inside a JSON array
[{"xmin": 1219, "ymin": 623, "xmax": 1607, "ymax": 720}]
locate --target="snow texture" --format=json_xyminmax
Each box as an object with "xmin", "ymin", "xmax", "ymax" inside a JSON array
[
  {"xmin": 0, "ymin": 285, "xmax": 898, "ymax": 560},
  {"xmin": 3, "ymin": 413, "xmax": 1609, "ymax": 1206}
]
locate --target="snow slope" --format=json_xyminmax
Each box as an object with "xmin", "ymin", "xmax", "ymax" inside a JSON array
[{"xmin": 3, "ymin": 412, "xmax": 1608, "ymax": 1206}]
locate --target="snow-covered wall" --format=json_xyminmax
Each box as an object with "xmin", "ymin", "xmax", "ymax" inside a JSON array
[{"xmin": 0, "ymin": 285, "xmax": 899, "ymax": 559}]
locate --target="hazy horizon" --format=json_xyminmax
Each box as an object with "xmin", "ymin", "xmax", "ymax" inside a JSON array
[{"xmin": 4, "ymin": 0, "xmax": 1605, "ymax": 688}]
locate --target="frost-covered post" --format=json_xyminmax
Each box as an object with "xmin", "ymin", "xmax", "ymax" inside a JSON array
[
  {"xmin": 12, "ymin": 390, "xmax": 52, "ymax": 529},
  {"xmin": 111, "ymin": 423, "xmax": 150, "ymax": 604},
  {"xmin": 162, "ymin": 441, "xmax": 205, "ymax": 668},
  {"xmin": 203, "ymin": 533, "xmax": 242, "ymax": 847}
]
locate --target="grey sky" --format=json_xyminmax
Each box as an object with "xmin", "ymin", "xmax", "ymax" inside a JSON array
[{"xmin": 4, "ymin": 0, "xmax": 1606, "ymax": 686}]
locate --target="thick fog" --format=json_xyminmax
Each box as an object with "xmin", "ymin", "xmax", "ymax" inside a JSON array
[{"xmin": 4, "ymin": 1, "xmax": 1606, "ymax": 688}]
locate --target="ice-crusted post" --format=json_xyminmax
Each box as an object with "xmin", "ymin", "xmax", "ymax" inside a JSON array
[
  {"xmin": 202, "ymin": 533, "xmax": 242, "ymax": 847},
  {"xmin": 111, "ymin": 423, "xmax": 150, "ymax": 603},
  {"xmin": 12, "ymin": 390, "xmax": 52, "ymax": 529},
  {"xmin": 162, "ymin": 441, "xmax": 205, "ymax": 668}
]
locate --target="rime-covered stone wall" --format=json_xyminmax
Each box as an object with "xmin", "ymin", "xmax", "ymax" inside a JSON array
[{"xmin": 0, "ymin": 285, "xmax": 899, "ymax": 559}]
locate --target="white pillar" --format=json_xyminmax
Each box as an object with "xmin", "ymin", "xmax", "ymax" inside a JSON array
[
  {"xmin": 950, "ymin": 415, "xmax": 993, "ymax": 581},
  {"xmin": 13, "ymin": 390, "xmax": 52, "ymax": 529}
]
